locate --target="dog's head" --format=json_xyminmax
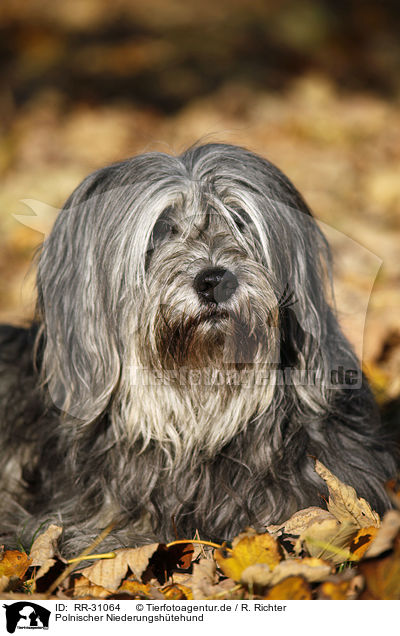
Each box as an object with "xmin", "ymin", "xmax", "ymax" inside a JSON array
[{"xmin": 36, "ymin": 144, "xmax": 340, "ymax": 429}]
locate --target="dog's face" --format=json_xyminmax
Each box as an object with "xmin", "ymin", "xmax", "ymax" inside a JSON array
[
  {"xmin": 140, "ymin": 203, "xmax": 280, "ymax": 374},
  {"xmin": 37, "ymin": 143, "xmax": 333, "ymax": 449}
]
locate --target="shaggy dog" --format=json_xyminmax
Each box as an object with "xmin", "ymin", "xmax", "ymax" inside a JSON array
[{"xmin": 0, "ymin": 143, "xmax": 395, "ymax": 554}]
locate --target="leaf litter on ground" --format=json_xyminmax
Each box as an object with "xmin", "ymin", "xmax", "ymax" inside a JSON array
[{"xmin": 1, "ymin": 459, "xmax": 400, "ymax": 600}]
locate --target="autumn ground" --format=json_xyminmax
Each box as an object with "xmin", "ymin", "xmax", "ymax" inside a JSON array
[{"xmin": 0, "ymin": 0, "xmax": 399, "ymax": 600}]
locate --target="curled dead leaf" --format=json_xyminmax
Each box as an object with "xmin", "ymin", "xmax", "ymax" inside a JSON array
[
  {"xmin": 268, "ymin": 507, "xmax": 335, "ymax": 536},
  {"xmin": 315, "ymin": 459, "xmax": 380, "ymax": 528},
  {"xmin": 29, "ymin": 524, "xmax": 63, "ymax": 567}
]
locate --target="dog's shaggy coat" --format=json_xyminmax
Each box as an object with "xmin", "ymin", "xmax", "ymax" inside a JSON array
[{"xmin": 0, "ymin": 143, "xmax": 396, "ymax": 553}]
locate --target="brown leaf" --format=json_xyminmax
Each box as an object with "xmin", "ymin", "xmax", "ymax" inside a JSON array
[
  {"xmin": 215, "ymin": 532, "xmax": 281, "ymax": 582},
  {"xmin": 142, "ymin": 543, "xmax": 194, "ymax": 585},
  {"xmin": 315, "ymin": 460, "xmax": 380, "ymax": 528},
  {"xmin": 268, "ymin": 507, "xmax": 335, "ymax": 536},
  {"xmin": 81, "ymin": 544, "xmax": 159, "ymax": 591},
  {"xmin": 240, "ymin": 564, "xmax": 272, "ymax": 587},
  {"xmin": 30, "ymin": 524, "xmax": 63, "ymax": 567},
  {"xmin": 191, "ymin": 559, "xmax": 236, "ymax": 599},
  {"xmin": 191, "ymin": 559, "xmax": 218, "ymax": 598},
  {"xmin": 264, "ymin": 576, "xmax": 312, "ymax": 600},
  {"xmin": 302, "ymin": 518, "xmax": 356, "ymax": 564},
  {"xmin": 34, "ymin": 556, "xmax": 68, "ymax": 594},
  {"xmin": 72, "ymin": 574, "xmax": 112, "ymax": 599},
  {"xmin": 0, "ymin": 550, "xmax": 31, "ymax": 579}
]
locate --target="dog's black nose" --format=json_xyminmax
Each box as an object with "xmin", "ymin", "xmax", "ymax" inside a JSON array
[{"xmin": 194, "ymin": 267, "xmax": 238, "ymax": 304}]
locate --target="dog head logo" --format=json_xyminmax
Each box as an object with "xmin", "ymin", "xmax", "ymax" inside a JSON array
[{"xmin": 3, "ymin": 602, "xmax": 50, "ymax": 633}]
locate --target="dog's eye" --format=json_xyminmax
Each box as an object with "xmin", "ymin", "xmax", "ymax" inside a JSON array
[
  {"xmin": 148, "ymin": 218, "xmax": 178, "ymax": 252},
  {"xmin": 233, "ymin": 209, "xmax": 252, "ymax": 233}
]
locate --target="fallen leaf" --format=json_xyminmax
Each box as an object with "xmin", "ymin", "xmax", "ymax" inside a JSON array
[
  {"xmin": 81, "ymin": 544, "xmax": 159, "ymax": 591},
  {"xmin": 302, "ymin": 518, "xmax": 356, "ymax": 564},
  {"xmin": 0, "ymin": 550, "xmax": 31, "ymax": 579},
  {"xmin": 162, "ymin": 583, "xmax": 193, "ymax": 600},
  {"xmin": 191, "ymin": 559, "xmax": 218, "ymax": 598},
  {"xmin": 315, "ymin": 460, "xmax": 380, "ymax": 528},
  {"xmin": 349, "ymin": 527, "xmax": 378, "ymax": 560},
  {"xmin": 240, "ymin": 555, "xmax": 331, "ymax": 588},
  {"xmin": 0, "ymin": 575, "xmax": 9, "ymax": 592},
  {"xmin": 359, "ymin": 538, "xmax": 400, "ymax": 600},
  {"xmin": 30, "ymin": 524, "xmax": 63, "ymax": 566},
  {"xmin": 33, "ymin": 557, "xmax": 68, "ymax": 594},
  {"xmin": 72, "ymin": 574, "xmax": 112, "ymax": 599},
  {"xmin": 270, "ymin": 557, "xmax": 331, "ymax": 585},
  {"xmin": 264, "ymin": 576, "xmax": 312, "ymax": 600},
  {"xmin": 365, "ymin": 510, "xmax": 400, "ymax": 558},
  {"xmin": 191, "ymin": 559, "xmax": 237, "ymax": 599},
  {"xmin": 215, "ymin": 533, "xmax": 281, "ymax": 582},
  {"xmin": 268, "ymin": 507, "xmax": 335, "ymax": 536},
  {"xmin": 318, "ymin": 580, "xmax": 351, "ymax": 600},
  {"xmin": 143, "ymin": 543, "xmax": 194, "ymax": 584},
  {"xmin": 240, "ymin": 564, "xmax": 272, "ymax": 587},
  {"xmin": 118, "ymin": 580, "xmax": 152, "ymax": 598}
]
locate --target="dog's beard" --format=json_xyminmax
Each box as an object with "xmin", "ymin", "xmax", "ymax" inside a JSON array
[{"xmin": 153, "ymin": 306, "xmax": 274, "ymax": 371}]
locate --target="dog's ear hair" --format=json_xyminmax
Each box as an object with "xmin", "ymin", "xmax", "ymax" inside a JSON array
[
  {"xmin": 279, "ymin": 304, "xmax": 306, "ymax": 368},
  {"xmin": 36, "ymin": 175, "xmax": 122, "ymax": 423}
]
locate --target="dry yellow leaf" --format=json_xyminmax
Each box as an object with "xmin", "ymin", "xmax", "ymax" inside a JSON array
[
  {"xmin": 81, "ymin": 544, "xmax": 159, "ymax": 591},
  {"xmin": 119, "ymin": 580, "xmax": 152, "ymax": 597},
  {"xmin": 215, "ymin": 533, "xmax": 281, "ymax": 582},
  {"xmin": 319, "ymin": 580, "xmax": 351, "ymax": 600},
  {"xmin": 349, "ymin": 526, "xmax": 378, "ymax": 560},
  {"xmin": 264, "ymin": 576, "xmax": 312, "ymax": 600},
  {"xmin": 0, "ymin": 550, "xmax": 31, "ymax": 579},
  {"xmin": 162, "ymin": 583, "xmax": 193, "ymax": 600},
  {"xmin": 315, "ymin": 459, "xmax": 380, "ymax": 528}
]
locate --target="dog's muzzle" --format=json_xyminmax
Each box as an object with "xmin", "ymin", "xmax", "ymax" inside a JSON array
[{"xmin": 194, "ymin": 267, "xmax": 238, "ymax": 305}]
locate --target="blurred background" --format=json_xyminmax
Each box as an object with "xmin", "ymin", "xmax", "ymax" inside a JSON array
[{"xmin": 0, "ymin": 0, "xmax": 399, "ymax": 403}]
